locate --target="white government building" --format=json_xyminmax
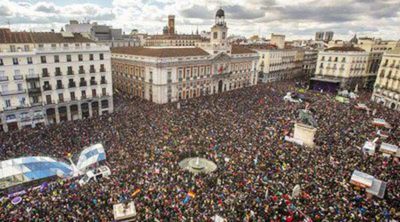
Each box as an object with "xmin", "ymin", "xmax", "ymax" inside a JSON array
[
  {"xmin": 111, "ymin": 9, "xmax": 259, "ymax": 104},
  {"xmin": 0, "ymin": 28, "xmax": 113, "ymax": 132},
  {"xmin": 372, "ymin": 48, "xmax": 400, "ymax": 110}
]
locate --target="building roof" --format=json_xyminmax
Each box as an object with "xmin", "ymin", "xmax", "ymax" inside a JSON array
[
  {"xmin": 325, "ymin": 46, "xmax": 365, "ymax": 52},
  {"xmin": 112, "ymin": 47, "xmax": 210, "ymax": 57},
  {"xmin": 231, "ymin": 45, "xmax": 257, "ymax": 54},
  {"xmin": 147, "ymin": 34, "xmax": 203, "ymax": 40},
  {"xmin": 0, "ymin": 28, "xmax": 93, "ymax": 44},
  {"xmin": 244, "ymin": 43, "xmax": 279, "ymax": 50}
]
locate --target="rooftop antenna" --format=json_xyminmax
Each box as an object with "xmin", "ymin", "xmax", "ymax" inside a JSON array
[{"xmin": 7, "ymin": 19, "xmax": 11, "ymax": 29}]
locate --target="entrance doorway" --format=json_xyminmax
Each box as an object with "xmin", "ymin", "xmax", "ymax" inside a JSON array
[{"xmin": 218, "ymin": 80, "xmax": 223, "ymax": 93}]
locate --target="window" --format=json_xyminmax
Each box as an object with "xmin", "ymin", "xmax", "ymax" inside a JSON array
[
  {"xmin": 213, "ymin": 32, "xmax": 218, "ymax": 39},
  {"xmin": 46, "ymin": 95, "xmax": 52, "ymax": 104},
  {"xmin": 78, "ymin": 54, "xmax": 83, "ymax": 61},
  {"xmin": 51, "ymin": 44, "xmax": 56, "ymax": 48},
  {"xmin": 38, "ymin": 44, "xmax": 44, "ymax": 48},
  {"xmin": 222, "ymin": 32, "xmax": 226, "ymax": 39},
  {"xmin": 40, "ymin": 56, "xmax": 46, "ymax": 63},
  {"xmin": 102, "ymin": 88, "xmax": 106, "ymax": 96},
  {"xmin": 24, "ymin": 45, "xmax": 30, "ymax": 51},
  {"xmin": 10, "ymin": 45, "xmax": 16, "ymax": 52},
  {"xmin": 13, "ymin": 58, "xmax": 18, "ymax": 65},
  {"xmin": 81, "ymin": 90, "xmax": 86, "ymax": 99},
  {"xmin": 100, "ymin": 53, "xmax": 104, "ymax": 60},
  {"xmin": 66, "ymin": 55, "xmax": 71, "ymax": 62},
  {"xmin": 63, "ymin": 43, "xmax": 68, "ymax": 48},
  {"xmin": 100, "ymin": 64, "xmax": 105, "ymax": 72},
  {"xmin": 55, "ymin": 67, "xmax": 61, "ymax": 76},
  {"xmin": 27, "ymin": 57, "xmax": 33, "ymax": 64},
  {"xmin": 92, "ymin": 89, "xmax": 97, "ymax": 97},
  {"xmin": 17, "ymin": 83, "xmax": 23, "ymax": 91},
  {"xmin": 0, "ymin": 58, "xmax": 3, "ymax": 66},
  {"xmin": 70, "ymin": 92, "xmax": 76, "ymax": 100},
  {"xmin": 58, "ymin": 93, "xmax": 64, "ymax": 103},
  {"xmin": 89, "ymin": 54, "xmax": 94, "ymax": 61},
  {"xmin": 67, "ymin": 66, "xmax": 73, "ymax": 75},
  {"xmin": 5, "ymin": 99, "xmax": 11, "ymax": 107},
  {"xmin": 54, "ymin": 55, "xmax": 59, "ymax": 63}
]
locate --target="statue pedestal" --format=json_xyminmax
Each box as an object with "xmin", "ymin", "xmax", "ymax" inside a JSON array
[{"xmin": 294, "ymin": 123, "xmax": 317, "ymax": 148}]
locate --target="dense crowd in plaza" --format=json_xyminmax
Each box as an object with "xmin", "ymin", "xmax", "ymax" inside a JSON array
[{"xmin": 0, "ymin": 80, "xmax": 399, "ymax": 221}]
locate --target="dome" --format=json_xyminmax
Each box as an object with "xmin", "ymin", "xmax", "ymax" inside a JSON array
[{"xmin": 216, "ymin": 8, "xmax": 225, "ymax": 17}]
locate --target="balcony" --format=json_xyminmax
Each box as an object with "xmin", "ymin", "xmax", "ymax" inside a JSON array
[
  {"xmin": 56, "ymin": 84, "xmax": 64, "ymax": 90},
  {"xmin": 90, "ymin": 81, "xmax": 98, "ymax": 86},
  {"xmin": 13, "ymin": 75, "xmax": 24, "ymax": 80},
  {"xmin": 55, "ymin": 72, "xmax": 63, "ymax": 76},
  {"xmin": 43, "ymin": 85, "xmax": 52, "ymax": 91},
  {"xmin": 100, "ymin": 80, "xmax": 107, "ymax": 85},
  {"xmin": 0, "ymin": 76, "xmax": 9, "ymax": 82},
  {"xmin": 42, "ymin": 73, "xmax": 50, "ymax": 78},
  {"xmin": 89, "ymin": 69, "xmax": 96, "ymax": 74},
  {"xmin": 26, "ymin": 74, "xmax": 40, "ymax": 81},
  {"xmin": 100, "ymin": 68, "xmax": 106, "ymax": 73},
  {"xmin": 67, "ymin": 71, "xmax": 74, "ymax": 75},
  {"xmin": 68, "ymin": 82, "xmax": 77, "ymax": 88},
  {"xmin": 79, "ymin": 70, "xmax": 86, "ymax": 74},
  {"xmin": 28, "ymin": 87, "xmax": 41, "ymax": 94},
  {"xmin": 0, "ymin": 89, "xmax": 26, "ymax": 96},
  {"xmin": 79, "ymin": 81, "xmax": 87, "ymax": 87}
]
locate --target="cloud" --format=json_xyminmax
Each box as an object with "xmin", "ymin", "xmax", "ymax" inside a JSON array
[
  {"xmin": 1, "ymin": 0, "xmax": 399, "ymax": 40},
  {"xmin": 0, "ymin": 4, "xmax": 12, "ymax": 16}
]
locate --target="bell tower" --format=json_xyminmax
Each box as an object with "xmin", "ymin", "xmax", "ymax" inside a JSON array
[{"xmin": 210, "ymin": 8, "xmax": 229, "ymax": 54}]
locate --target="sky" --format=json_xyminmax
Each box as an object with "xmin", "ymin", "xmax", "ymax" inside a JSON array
[{"xmin": 0, "ymin": 0, "xmax": 399, "ymax": 40}]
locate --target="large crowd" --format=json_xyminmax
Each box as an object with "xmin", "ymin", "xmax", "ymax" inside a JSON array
[{"xmin": 0, "ymin": 80, "xmax": 399, "ymax": 221}]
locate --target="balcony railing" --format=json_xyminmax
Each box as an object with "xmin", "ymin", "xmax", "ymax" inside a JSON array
[
  {"xmin": 43, "ymin": 85, "xmax": 52, "ymax": 91},
  {"xmin": 68, "ymin": 82, "xmax": 76, "ymax": 88},
  {"xmin": 13, "ymin": 75, "xmax": 23, "ymax": 80},
  {"xmin": 100, "ymin": 69, "xmax": 106, "ymax": 73},
  {"xmin": 55, "ymin": 72, "xmax": 62, "ymax": 76},
  {"xmin": 67, "ymin": 71, "xmax": 74, "ymax": 75},
  {"xmin": 42, "ymin": 73, "xmax": 50, "ymax": 78},
  {"xmin": 28, "ymin": 87, "xmax": 41, "ymax": 94},
  {"xmin": 79, "ymin": 70, "xmax": 85, "ymax": 74},
  {"xmin": 56, "ymin": 84, "xmax": 64, "ymax": 90},
  {"xmin": 0, "ymin": 89, "xmax": 26, "ymax": 96},
  {"xmin": 0, "ymin": 76, "xmax": 9, "ymax": 81},
  {"xmin": 26, "ymin": 74, "xmax": 40, "ymax": 80},
  {"xmin": 90, "ymin": 69, "xmax": 96, "ymax": 73},
  {"xmin": 90, "ymin": 81, "xmax": 97, "ymax": 86},
  {"xmin": 79, "ymin": 81, "xmax": 87, "ymax": 87},
  {"xmin": 100, "ymin": 80, "xmax": 107, "ymax": 85}
]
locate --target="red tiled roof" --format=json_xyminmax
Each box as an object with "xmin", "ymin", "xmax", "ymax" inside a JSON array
[
  {"xmin": 0, "ymin": 28, "xmax": 93, "ymax": 44},
  {"xmin": 111, "ymin": 47, "xmax": 210, "ymax": 57},
  {"xmin": 147, "ymin": 34, "xmax": 203, "ymax": 40},
  {"xmin": 325, "ymin": 46, "xmax": 365, "ymax": 52},
  {"xmin": 231, "ymin": 45, "xmax": 256, "ymax": 54},
  {"xmin": 244, "ymin": 43, "xmax": 278, "ymax": 50}
]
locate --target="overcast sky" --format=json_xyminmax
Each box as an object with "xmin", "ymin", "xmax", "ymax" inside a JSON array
[{"xmin": 1, "ymin": 0, "xmax": 399, "ymax": 40}]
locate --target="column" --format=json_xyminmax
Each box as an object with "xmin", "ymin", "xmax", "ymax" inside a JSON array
[
  {"xmin": 67, "ymin": 105, "xmax": 72, "ymax": 121},
  {"xmin": 88, "ymin": 102, "xmax": 93, "ymax": 118},
  {"xmin": 78, "ymin": 103, "xmax": 83, "ymax": 119},
  {"xmin": 55, "ymin": 107, "xmax": 60, "ymax": 124}
]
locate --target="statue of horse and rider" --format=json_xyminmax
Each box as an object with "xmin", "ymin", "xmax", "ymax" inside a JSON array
[{"xmin": 298, "ymin": 109, "xmax": 318, "ymax": 128}]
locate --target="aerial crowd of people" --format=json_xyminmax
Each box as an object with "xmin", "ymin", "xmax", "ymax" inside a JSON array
[{"xmin": 0, "ymin": 80, "xmax": 399, "ymax": 221}]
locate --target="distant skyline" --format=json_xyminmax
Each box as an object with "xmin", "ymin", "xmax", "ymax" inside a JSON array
[{"xmin": 1, "ymin": 0, "xmax": 399, "ymax": 40}]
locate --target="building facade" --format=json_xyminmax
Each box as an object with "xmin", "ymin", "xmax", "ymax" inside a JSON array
[
  {"xmin": 371, "ymin": 48, "xmax": 400, "ymax": 110},
  {"xmin": 249, "ymin": 44, "xmax": 305, "ymax": 83},
  {"xmin": 111, "ymin": 9, "xmax": 258, "ymax": 104},
  {"xmin": 303, "ymin": 50, "xmax": 318, "ymax": 77},
  {"xmin": 0, "ymin": 28, "xmax": 113, "ymax": 132},
  {"xmin": 65, "ymin": 20, "xmax": 141, "ymax": 48},
  {"xmin": 143, "ymin": 15, "xmax": 205, "ymax": 47},
  {"xmin": 313, "ymin": 46, "xmax": 369, "ymax": 90}
]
